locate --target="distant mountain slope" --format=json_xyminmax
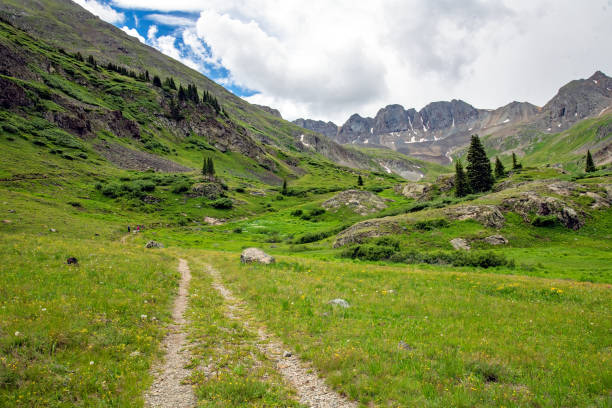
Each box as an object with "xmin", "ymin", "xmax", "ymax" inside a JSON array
[
  {"xmin": 0, "ymin": 0, "xmax": 423, "ymax": 178},
  {"xmin": 293, "ymin": 72, "xmax": 612, "ymax": 165}
]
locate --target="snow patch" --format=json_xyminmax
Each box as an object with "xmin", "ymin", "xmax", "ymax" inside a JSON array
[
  {"xmin": 557, "ymin": 123, "xmax": 561, "ymax": 127},
  {"xmin": 598, "ymin": 107, "xmax": 608, "ymax": 116},
  {"xmin": 370, "ymin": 127, "xmax": 373, "ymax": 134},
  {"xmin": 547, "ymin": 127, "xmax": 552, "ymax": 131},
  {"xmin": 364, "ymin": 139, "xmax": 369, "ymax": 144},
  {"xmin": 468, "ymin": 127, "xmax": 473, "ymax": 131},
  {"xmin": 451, "ymin": 117, "xmax": 455, "ymax": 128},
  {"xmin": 593, "ymin": 80, "xmax": 598, "ymax": 84},
  {"xmin": 300, "ymin": 134, "xmax": 311, "ymax": 147},
  {"xmin": 502, "ymin": 118, "xmax": 510, "ymax": 123},
  {"xmin": 379, "ymin": 162, "xmax": 392, "ymax": 174},
  {"xmin": 445, "ymin": 151, "xmax": 453, "ymax": 163}
]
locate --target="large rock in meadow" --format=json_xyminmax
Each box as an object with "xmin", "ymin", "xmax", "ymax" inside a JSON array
[
  {"xmin": 444, "ymin": 205, "xmax": 505, "ymax": 229},
  {"xmin": 502, "ymin": 192, "xmax": 583, "ymax": 230},
  {"xmin": 394, "ymin": 182, "xmax": 432, "ymax": 200},
  {"xmin": 240, "ymin": 247, "xmax": 275, "ymax": 264},
  {"xmin": 322, "ymin": 189, "xmax": 387, "ymax": 216},
  {"xmin": 450, "ymin": 238, "xmax": 471, "ymax": 251}
]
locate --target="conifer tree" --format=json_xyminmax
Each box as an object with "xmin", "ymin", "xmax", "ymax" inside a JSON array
[
  {"xmin": 178, "ymin": 85, "xmax": 186, "ymax": 101},
  {"xmin": 281, "ymin": 179, "xmax": 288, "ymax": 195},
  {"xmin": 466, "ymin": 135, "xmax": 494, "ymax": 193},
  {"xmin": 357, "ymin": 175, "xmax": 364, "ymax": 186},
  {"xmin": 152, "ymin": 75, "xmax": 162, "ymax": 87},
  {"xmin": 145, "ymin": 70, "xmax": 150, "ymax": 82},
  {"xmin": 207, "ymin": 158, "xmax": 215, "ymax": 178},
  {"xmin": 454, "ymin": 160, "xmax": 469, "ymax": 197},
  {"xmin": 585, "ymin": 150, "xmax": 596, "ymax": 172},
  {"xmin": 494, "ymin": 156, "xmax": 505, "ymax": 179},
  {"xmin": 512, "ymin": 152, "xmax": 522, "ymax": 170}
]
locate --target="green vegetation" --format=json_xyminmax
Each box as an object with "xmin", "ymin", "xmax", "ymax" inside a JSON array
[
  {"xmin": 0, "ymin": 6, "xmax": 611, "ymax": 408},
  {"xmin": 586, "ymin": 150, "xmax": 596, "ymax": 173}
]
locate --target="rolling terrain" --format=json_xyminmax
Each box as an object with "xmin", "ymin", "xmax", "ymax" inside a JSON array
[{"xmin": 0, "ymin": 1, "xmax": 611, "ymax": 407}]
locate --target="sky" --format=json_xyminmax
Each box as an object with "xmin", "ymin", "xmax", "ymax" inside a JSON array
[{"xmin": 72, "ymin": 0, "xmax": 612, "ymax": 124}]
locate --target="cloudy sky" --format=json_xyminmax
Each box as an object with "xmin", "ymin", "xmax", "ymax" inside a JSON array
[{"xmin": 73, "ymin": 0, "xmax": 612, "ymax": 124}]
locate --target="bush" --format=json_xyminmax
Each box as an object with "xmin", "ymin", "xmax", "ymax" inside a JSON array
[
  {"xmin": 171, "ymin": 182, "xmax": 191, "ymax": 194},
  {"xmin": 290, "ymin": 209, "xmax": 303, "ymax": 217},
  {"xmin": 233, "ymin": 227, "xmax": 243, "ymax": 233},
  {"xmin": 210, "ymin": 198, "xmax": 233, "ymax": 209},
  {"xmin": 294, "ymin": 230, "xmax": 333, "ymax": 244},
  {"xmin": 415, "ymin": 218, "xmax": 450, "ymax": 231},
  {"xmin": 531, "ymin": 215, "xmax": 559, "ymax": 227},
  {"xmin": 101, "ymin": 182, "xmax": 122, "ymax": 198},
  {"xmin": 235, "ymin": 187, "xmax": 245, "ymax": 193},
  {"xmin": 341, "ymin": 244, "xmax": 397, "ymax": 261},
  {"xmin": 2, "ymin": 124, "xmax": 18, "ymax": 134}
]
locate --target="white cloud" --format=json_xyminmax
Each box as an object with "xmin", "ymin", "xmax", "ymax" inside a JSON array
[
  {"xmin": 146, "ymin": 25, "xmax": 200, "ymax": 70},
  {"xmin": 121, "ymin": 26, "xmax": 145, "ymax": 42},
  {"xmin": 146, "ymin": 14, "xmax": 196, "ymax": 26},
  {"xmin": 109, "ymin": 0, "xmax": 612, "ymax": 123},
  {"xmin": 72, "ymin": 0, "xmax": 125, "ymax": 24}
]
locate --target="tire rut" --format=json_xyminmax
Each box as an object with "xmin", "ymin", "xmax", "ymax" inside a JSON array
[
  {"xmin": 145, "ymin": 259, "xmax": 196, "ymax": 408},
  {"xmin": 205, "ymin": 265, "xmax": 357, "ymax": 408}
]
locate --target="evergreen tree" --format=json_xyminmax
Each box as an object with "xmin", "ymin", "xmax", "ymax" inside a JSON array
[
  {"xmin": 512, "ymin": 152, "xmax": 522, "ymax": 170},
  {"xmin": 585, "ymin": 150, "xmax": 596, "ymax": 172},
  {"xmin": 357, "ymin": 175, "xmax": 364, "ymax": 186},
  {"xmin": 466, "ymin": 135, "xmax": 494, "ymax": 193},
  {"xmin": 281, "ymin": 179, "xmax": 288, "ymax": 195},
  {"xmin": 145, "ymin": 70, "xmax": 150, "ymax": 82},
  {"xmin": 494, "ymin": 156, "xmax": 505, "ymax": 179},
  {"xmin": 87, "ymin": 55, "xmax": 97, "ymax": 67},
  {"xmin": 208, "ymin": 158, "xmax": 215, "ymax": 177},
  {"xmin": 152, "ymin": 75, "xmax": 162, "ymax": 87},
  {"xmin": 454, "ymin": 160, "xmax": 469, "ymax": 197},
  {"xmin": 202, "ymin": 156, "xmax": 209, "ymax": 176},
  {"xmin": 168, "ymin": 97, "xmax": 182, "ymax": 120},
  {"xmin": 178, "ymin": 85, "xmax": 186, "ymax": 101}
]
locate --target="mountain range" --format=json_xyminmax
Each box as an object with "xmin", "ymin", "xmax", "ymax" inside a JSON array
[{"xmin": 292, "ymin": 71, "xmax": 612, "ymax": 164}]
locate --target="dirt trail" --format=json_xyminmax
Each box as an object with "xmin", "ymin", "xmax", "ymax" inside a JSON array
[
  {"xmin": 145, "ymin": 259, "xmax": 196, "ymax": 408},
  {"xmin": 120, "ymin": 233, "xmax": 130, "ymax": 244},
  {"xmin": 206, "ymin": 265, "xmax": 357, "ymax": 408}
]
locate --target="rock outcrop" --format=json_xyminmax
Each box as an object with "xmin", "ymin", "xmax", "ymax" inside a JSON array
[
  {"xmin": 240, "ymin": 248, "xmax": 275, "ymax": 264},
  {"xmin": 292, "ymin": 118, "xmax": 338, "ymax": 139},
  {"xmin": 322, "ymin": 190, "xmax": 388, "ymax": 216},
  {"xmin": 450, "ymin": 238, "xmax": 470, "ymax": 251},
  {"xmin": 444, "ymin": 205, "xmax": 505, "ymax": 228},
  {"xmin": 145, "ymin": 241, "xmax": 164, "ymax": 248},
  {"xmin": 484, "ymin": 235, "xmax": 508, "ymax": 245},
  {"xmin": 502, "ymin": 192, "xmax": 583, "ymax": 230},
  {"xmin": 333, "ymin": 219, "xmax": 402, "ymax": 248},
  {"xmin": 394, "ymin": 182, "xmax": 432, "ymax": 200},
  {"xmin": 191, "ymin": 182, "xmax": 224, "ymax": 199}
]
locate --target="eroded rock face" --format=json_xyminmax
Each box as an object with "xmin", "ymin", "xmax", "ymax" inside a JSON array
[
  {"xmin": 582, "ymin": 191, "xmax": 610, "ymax": 209},
  {"xmin": 394, "ymin": 182, "xmax": 432, "ymax": 200},
  {"xmin": 450, "ymin": 238, "xmax": 470, "ymax": 251},
  {"xmin": 444, "ymin": 205, "xmax": 505, "ymax": 228},
  {"xmin": 322, "ymin": 190, "xmax": 388, "ymax": 216},
  {"xmin": 547, "ymin": 181, "xmax": 583, "ymax": 196},
  {"xmin": 240, "ymin": 248, "xmax": 275, "ymax": 264},
  {"xmin": 502, "ymin": 192, "xmax": 583, "ymax": 230},
  {"xmin": 333, "ymin": 219, "xmax": 402, "ymax": 248},
  {"xmin": 484, "ymin": 235, "xmax": 508, "ymax": 245},
  {"xmin": 292, "ymin": 118, "xmax": 338, "ymax": 139}
]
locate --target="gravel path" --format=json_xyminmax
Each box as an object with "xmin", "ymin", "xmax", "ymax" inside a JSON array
[
  {"xmin": 206, "ymin": 265, "xmax": 357, "ymax": 408},
  {"xmin": 145, "ymin": 259, "xmax": 196, "ymax": 408}
]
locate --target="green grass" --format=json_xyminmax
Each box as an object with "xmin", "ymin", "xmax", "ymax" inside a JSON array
[
  {"xmin": 0, "ymin": 233, "xmax": 178, "ymax": 407},
  {"xmin": 206, "ymin": 252, "xmax": 612, "ymax": 407}
]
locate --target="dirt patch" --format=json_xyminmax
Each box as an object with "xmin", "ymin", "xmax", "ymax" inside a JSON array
[
  {"xmin": 145, "ymin": 259, "xmax": 196, "ymax": 408},
  {"xmin": 206, "ymin": 265, "xmax": 357, "ymax": 408},
  {"xmin": 94, "ymin": 142, "xmax": 191, "ymax": 173}
]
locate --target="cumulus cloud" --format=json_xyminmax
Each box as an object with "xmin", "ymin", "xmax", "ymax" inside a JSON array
[
  {"xmin": 121, "ymin": 26, "xmax": 145, "ymax": 42},
  {"xmin": 73, "ymin": 0, "xmax": 125, "ymax": 24},
  {"xmin": 109, "ymin": 0, "xmax": 612, "ymax": 123},
  {"xmin": 146, "ymin": 25, "xmax": 200, "ymax": 70},
  {"xmin": 145, "ymin": 14, "xmax": 196, "ymax": 27}
]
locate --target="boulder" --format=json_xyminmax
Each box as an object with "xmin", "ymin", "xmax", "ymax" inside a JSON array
[
  {"xmin": 240, "ymin": 247, "xmax": 275, "ymax": 264},
  {"xmin": 547, "ymin": 181, "xmax": 582, "ymax": 196},
  {"xmin": 203, "ymin": 216, "xmax": 226, "ymax": 225},
  {"xmin": 328, "ymin": 298, "xmax": 350, "ymax": 308},
  {"xmin": 484, "ymin": 235, "xmax": 508, "ymax": 245},
  {"xmin": 501, "ymin": 192, "xmax": 583, "ymax": 230},
  {"xmin": 450, "ymin": 238, "xmax": 471, "ymax": 251},
  {"xmin": 582, "ymin": 191, "xmax": 610, "ymax": 209},
  {"xmin": 145, "ymin": 241, "xmax": 164, "ymax": 248},
  {"xmin": 322, "ymin": 189, "xmax": 387, "ymax": 216},
  {"xmin": 444, "ymin": 205, "xmax": 505, "ymax": 228},
  {"xmin": 333, "ymin": 219, "xmax": 402, "ymax": 247},
  {"xmin": 191, "ymin": 182, "xmax": 224, "ymax": 200},
  {"xmin": 394, "ymin": 182, "xmax": 432, "ymax": 200},
  {"xmin": 435, "ymin": 174, "xmax": 455, "ymax": 193}
]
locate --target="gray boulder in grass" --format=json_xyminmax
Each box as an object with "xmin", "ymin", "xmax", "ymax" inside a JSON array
[
  {"xmin": 240, "ymin": 247, "xmax": 275, "ymax": 264},
  {"xmin": 145, "ymin": 241, "xmax": 164, "ymax": 248}
]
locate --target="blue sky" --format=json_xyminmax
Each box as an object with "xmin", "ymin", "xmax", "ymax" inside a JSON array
[{"xmin": 72, "ymin": 0, "xmax": 612, "ymax": 123}]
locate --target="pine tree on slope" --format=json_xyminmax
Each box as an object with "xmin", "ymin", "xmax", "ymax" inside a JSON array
[
  {"xmin": 585, "ymin": 150, "xmax": 596, "ymax": 173},
  {"xmin": 454, "ymin": 160, "xmax": 469, "ymax": 197},
  {"xmin": 466, "ymin": 135, "xmax": 494, "ymax": 193}
]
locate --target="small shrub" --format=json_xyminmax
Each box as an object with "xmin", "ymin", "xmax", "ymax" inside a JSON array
[
  {"xmin": 171, "ymin": 182, "xmax": 191, "ymax": 194},
  {"xmin": 414, "ymin": 218, "xmax": 450, "ymax": 231},
  {"xmin": 290, "ymin": 209, "xmax": 303, "ymax": 217},
  {"xmin": 101, "ymin": 183, "xmax": 121, "ymax": 198},
  {"xmin": 531, "ymin": 215, "xmax": 559, "ymax": 227},
  {"xmin": 211, "ymin": 198, "xmax": 233, "ymax": 209},
  {"xmin": 2, "ymin": 124, "xmax": 18, "ymax": 134},
  {"xmin": 235, "ymin": 187, "xmax": 245, "ymax": 193},
  {"xmin": 341, "ymin": 244, "xmax": 397, "ymax": 261},
  {"xmin": 233, "ymin": 227, "xmax": 243, "ymax": 233}
]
